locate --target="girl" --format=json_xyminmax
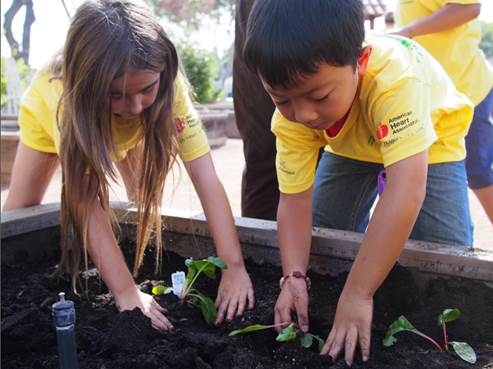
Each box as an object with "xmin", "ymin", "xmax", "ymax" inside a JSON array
[{"xmin": 2, "ymin": 0, "xmax": 254, "ymax": 331}]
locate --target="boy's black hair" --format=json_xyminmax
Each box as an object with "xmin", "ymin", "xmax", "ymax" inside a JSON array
[{"xmin": 244, "ymin": 0, "xmax": 365, "ymax": 89}]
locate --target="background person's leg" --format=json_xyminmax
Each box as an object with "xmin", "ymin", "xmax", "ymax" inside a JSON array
[
  {"xmin": 411, "ymin": 160, "xmax": 473, "ymax": 246},
  {"xmin": 465, "ymin": 87, "xmax": 493, "ymax": 223},
  {"xmin": 233, "ymin": 0, "xmax": 278, "ymax": 220},
  {"xmin": 312, "ymin": 152, "xmax": 381, "ymax": 232}
]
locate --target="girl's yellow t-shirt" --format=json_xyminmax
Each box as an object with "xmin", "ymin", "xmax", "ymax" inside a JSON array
[
  {"xmin": 18, "ymin": 72, "xmax": 210, "ymax": 163},
  {"xmin": 272, "ymin": 35, "xmax": 474, "ymax": 194},
  {"xmin": 395, "ymin": 0, "xmax": 493, "ymax": 106}
]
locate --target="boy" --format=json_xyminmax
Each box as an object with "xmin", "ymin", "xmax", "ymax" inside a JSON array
[
  {"xmin": 394, "ymin": 0, "xmax": 493, "ymax": 224},
  {"xmin": 244, "ymin": 0, "xmax": 474, "ymax": 365}
]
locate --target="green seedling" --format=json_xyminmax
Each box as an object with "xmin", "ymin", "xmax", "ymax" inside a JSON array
[
  {"xmin": 383, "ymin": 308, "xmax": 476, "ymax": 364},
  {"xmin": 153, "ymin": 256, "xmax": 226, "ymax": 325},
  {"xmin": 229, "ymin": 322, "xmax": 325, "ymax": 352},
  {"xmin": 151, "ymin": 285, "xmax": 173, "ymax": 296}
]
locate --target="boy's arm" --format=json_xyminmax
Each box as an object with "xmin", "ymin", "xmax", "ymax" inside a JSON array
[
  {"xmin": 186, "ymin": 153, "xmax": 254, "ymax": 324},
  {"xmin": 393, "ymin": 3, "xmax": 481, "ymax": 38},
  {"xmin": 274, "ymin": 188, "xmax": 313, "ymax": 333},
  {"xmin": 321, "ymin": 150, "xmax": 428, "ymax": 366}
]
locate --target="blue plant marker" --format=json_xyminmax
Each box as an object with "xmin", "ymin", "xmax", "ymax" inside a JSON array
[
  {"xmin": 377, "ymin": 169, "xmax": 387, "ymax": 195},
  {"xmin": 52, "ymin": 292, "xmax": 80, "ymax": 369}
]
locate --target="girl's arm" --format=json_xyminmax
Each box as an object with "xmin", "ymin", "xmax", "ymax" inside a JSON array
[
  {"xmin": 3, "ymin": 142, "xmax": 59, "ymax": 210},
  {"xmin": 321, "ymin": 150, "xmax": 428, "ymax": 366},
  {"xmin": 3, "ymin": 143, "xmax": 171, "ymax": 331},
  {"xmin": 185, "ymin": 152, "xmax": 254, "ymax": 324},
  {"xmin": 85, "ymin": 201, "xmax": 172, "ymax": 331},
  {"xmin": 394, "ymin": 3, "xmax": 481, "ymax": 38}
]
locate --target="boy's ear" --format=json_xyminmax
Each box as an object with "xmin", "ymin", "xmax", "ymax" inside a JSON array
[{"xmin": 357, "ymin": 46, "xmax": 372, "ymax": 75}]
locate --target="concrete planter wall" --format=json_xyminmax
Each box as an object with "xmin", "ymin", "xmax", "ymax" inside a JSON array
[
  {"xmin": 1, "ymin": 131, "xmax": 19, "ymax": 186},
  {"xmin": 196, "ymin": 103, "xmax": 240, "ymax": 141},
  {"xmin": 2, "ymin": 203, "xmax": 492, "ymax": 284}
]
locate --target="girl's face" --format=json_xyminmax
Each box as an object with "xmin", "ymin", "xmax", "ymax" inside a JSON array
[{"xmin": 109, "ymin": 69, "xmax": 160, "ymax": 119}]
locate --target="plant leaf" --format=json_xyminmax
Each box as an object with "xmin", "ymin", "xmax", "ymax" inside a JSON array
[
  {"xmin": 194, "ymin": 292, "xmax": 217, "ymax": 325},
  {"xmin": 383, "ymin": 315, "xmax": 416, "ymax": 347},
  {"xmin": 300, "ymin": 333, "xmax": 313, "ymax": 348},
  {"xmin": 151, "ymin": 285, "xmax": 172, "ymax": 296},
  {"xmin": 312, "ymin": 335, "xmax": 325, "ymax": 352},
  {"xmin": 276, "ymin": 323, "xmax": 297, "ymax": 342},
  {"xmin": 450, "ymin": 341, "xmax": 476, "ymax": 364},
  {"xmin": 229, "ymin": 324, "xmax": 274, "ymax": 336},
  {"xmin": 185, "ymin": 258, "xmax": 197, "ymax": 286},
  {"xmin": 200, "ymin": 262, "xmax": 217, "ymax": 279},
  {"xmin": 437, "ymin": 308, "xmax": 461, "ymax": 326},
  {"xmin": 185, "ymin": 257, "xmax": 225, "ymax": 281},
  {"xmin": 206, "ymin": 256, "xmax": 226, "ymax": 269}
]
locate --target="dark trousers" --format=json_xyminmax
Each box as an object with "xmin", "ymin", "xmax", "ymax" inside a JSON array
[{"xmin": 233, "ymin": 0, "xmax": 279, "ymax": 220}]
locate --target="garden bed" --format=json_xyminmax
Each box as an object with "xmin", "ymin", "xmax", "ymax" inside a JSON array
[{"xmin": 2, "ymin": 205, "xmax": 493, "ymax": 368}]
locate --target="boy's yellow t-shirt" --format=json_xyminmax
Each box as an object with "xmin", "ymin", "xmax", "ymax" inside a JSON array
[
  {"xmin": 273, "ymin": 35, "xmax": 474, "ymax": 194},
  {"xmin": 395, "ymin": 0, "xmax": 493, "ymax": 106},
  {"xmin": 18, "ymin": 72, "xmax": 210, "ymax": 163}
]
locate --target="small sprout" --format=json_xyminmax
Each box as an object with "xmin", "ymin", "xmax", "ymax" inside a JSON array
[
  {"xmin": 188, "ymin": 293, "xmax": 217, "ymax": 325},
  {"xmin": 299, "ymin": 331, "xmax": 325, "ymax": 351},
  {"xmin": 437, "ymin": 308, "xmax": 461, "ymax": 325},
  {"xmin": 179, "ymin": 256, "xmax": 226, "ymax": 325},
  {"xmin": 383, "ymin": 308, "xmax": 476, "ymax": 364},
  {"xmin": 229, "ymin": 322, "xmax": 325, "ymax": 352},
  {"xmin": 182, "ymin": 257, "xmax": 226, "ymax": 298},
  {"xmin": 276, "ymin": 323, "xmax": 297, "ymax": 342},
  {"xmin": 151, "ymin": 285, "xmax": 172, "ymax": 296},
  {"xmin": 299, "ymin": 332, "xmax": 313, "ymax": 348},
  {"xmin": 229, "ymin": 323, "xmax": 280, "ymax": 336},
  {"xmin": 449, "ymin": 342, "xmax": 477, "ymax": 364}
]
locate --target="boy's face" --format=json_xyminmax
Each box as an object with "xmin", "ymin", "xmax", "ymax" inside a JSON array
[{"xmin": 260, "ymin": 48, "xmax": 370, "ymax": 130}]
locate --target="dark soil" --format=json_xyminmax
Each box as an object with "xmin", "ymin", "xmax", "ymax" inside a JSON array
[{"xmin": 2, "ymin": 237, "xmax": 493, "ymax": 369}]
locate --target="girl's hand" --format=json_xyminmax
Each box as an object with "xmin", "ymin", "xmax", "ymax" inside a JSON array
[
  {"xmin": 214, "ymin": 265, "xmax": 255, "ymax": 324},
  {"xmin": 114, "ymin": 285, "xmax": 173, "ymax": 331},
  {"xmin": 320, "ymin": 290, "xmax": 373, "ymax": 366}
]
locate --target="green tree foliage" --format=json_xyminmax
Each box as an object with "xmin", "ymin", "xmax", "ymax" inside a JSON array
[
  {"xmin": 147, "ymin": 0, "xmax": 234, "ymax": 28},
  {"xmin": 1, "ymin": 57, "xmax": 32, "ymax": 109},
  {"xmin": 480, "ymin": 22, "xmax": 493, "ymax": 58},
  {"xmin": 178, "ymin": 44, "xmax": 222, "ymax": 103},
  {"xmin": 1, "ymin": 59, "xmax": 7, "ymax": 108}
]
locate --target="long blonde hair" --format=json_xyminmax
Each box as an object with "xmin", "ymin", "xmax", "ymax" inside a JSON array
[{"xmin": 58, "ymin": 0, "xmax": 179, "ymax": 283}]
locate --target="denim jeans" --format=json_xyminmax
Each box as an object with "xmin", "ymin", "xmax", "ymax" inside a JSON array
[
  {"xmin": 465, "ymin": 87, "xmax": 493, "ymax": 189},
  {"xmin": 312, "ymin": 152, "xmax": 473, "ymax": 247}
]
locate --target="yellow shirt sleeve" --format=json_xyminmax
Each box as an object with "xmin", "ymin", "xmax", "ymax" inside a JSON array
[
  {"xmin": 368, "ymin": 78, "xmax": 438, "ymax": 167},
  {"xmin": 172, "ymin": 74, "xmax": 210, "ymax": 162},
  {"xmin": 395, "ymin": 0, "xmax": 493, "ymax": 105},
  {"xmin": 436, "ymin": 0, "xmax": 479, "ymax": 5},
  {"xmin": 18, "ymin": 73, "xmax": 59, "ymax": 153},
  {"xmin": 271, "ymin": 110, "xmax": 326, "ymax": 194}
]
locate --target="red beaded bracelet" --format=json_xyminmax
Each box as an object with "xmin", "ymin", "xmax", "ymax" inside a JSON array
[{"xmin": 279, "ymin": 271, "xmax": 311, "ymax": 290}]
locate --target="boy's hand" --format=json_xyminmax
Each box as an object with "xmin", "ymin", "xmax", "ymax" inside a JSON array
[
  {"xmin": 274, "ymin": 277, "xmax": 309, "ymax": 333},
  {"xmin": 215, "ymin": 266, "xmax": 255, "ymax": 324},
  {"xmin": 114, "ymin": 285, "xmax": 173, "ymax": 331},
  {"xmin": 321, "ymin": 289, "xmax": 373, "ymax": 366}
]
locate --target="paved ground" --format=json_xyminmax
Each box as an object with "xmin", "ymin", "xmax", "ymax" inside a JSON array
[{"xmin": 1, "ymin": 138, "xmax": 491, "ymax": 251}]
